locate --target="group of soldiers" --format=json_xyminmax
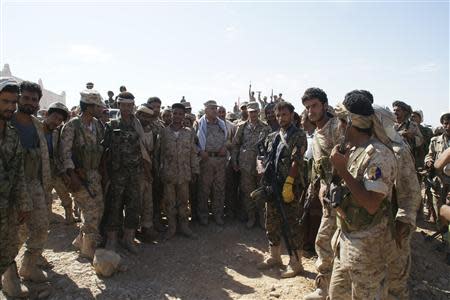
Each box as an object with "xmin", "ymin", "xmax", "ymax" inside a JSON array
[{"xmin": 0, "ymin": 76, "xmax": 449, "ymax": 299}]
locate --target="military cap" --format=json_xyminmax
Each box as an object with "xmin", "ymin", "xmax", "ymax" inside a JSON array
[
  {"xmin": 204, "ymin": 100, "xmax": 218, "ymax": 108},
  {"xmin": 182, "ymin": 102, "xmax": 192, "ymax": 109},
  {"xmin": 247, "ymin": 101, "xmax": 260, "ymax": 112},
  {"xmin": 440, "ymin": 112, "xmax": 450, "ymax": 124},
  {"xmin": 0, "ymin": 77, "xmax": 19, "ymax": 93},
  {"xmin": 137, "ymin": 105, "xmax": 154, "ymax": 116},
  {"xmin": 48, "ymin": 102, "xmax": 69, "ymax": 115},
  {"xmin": 392, "ymin": 101, "xmax": 412, "ymax": 114},
  {"xmin": 80, "ymin": 89, "xmax": 103, "ymax": 106},
  {"xmin": 412, "ymin": 110, "xmax": 423, "ymax": 122},
  {"xmin": 239, "ymin": 101, "xmax": 248, "ymax": 109}
]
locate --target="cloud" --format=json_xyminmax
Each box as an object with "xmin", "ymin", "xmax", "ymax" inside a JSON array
[
  {"xmin": 411, "ymin": 62, "xmax": 439, "ymax": 73},
  {"xmin": 67, "ymin": 44, "xmax": 113, "ymax": 63}
]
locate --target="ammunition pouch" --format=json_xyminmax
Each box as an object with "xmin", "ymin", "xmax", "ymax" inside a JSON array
[{"xmin": 23, "ymin": 148, "xmax": 41, "ymax": 180}]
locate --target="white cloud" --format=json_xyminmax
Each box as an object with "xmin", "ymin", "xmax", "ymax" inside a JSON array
[
  {"xmin": 67, "ymin": 44, "xmax": 113, "ymax": 63},
  {"xmin": 411, "ymin": 62, "xmax": 439, "ymax": 73}
]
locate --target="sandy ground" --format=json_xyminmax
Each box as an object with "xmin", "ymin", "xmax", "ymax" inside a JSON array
[{"xmin": 6, "ymin": 199, "xmax": 450, "ymax": 300}]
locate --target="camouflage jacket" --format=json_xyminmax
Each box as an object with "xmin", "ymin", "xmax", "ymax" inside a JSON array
[
  {"xmin": 158, "ymin": 126, "xmax": 199, "ymax": 184},
  {"xmin": 425, "ymin": 134, "xmax": 450, "ymax": 183},
  {"xmin": 414, "ymin": 125, "xmax": 434, "ymax": 169},
  {"xmin": 394, "ymin": 120, "xmax": 424, "ymax": 150},
  {"xmin": 232, "ymin": 119, "xmax": 270, "ymax": 174},
  {"xmin": 0, "ymin": 123, "xmax": 32, "ymax": 211}
]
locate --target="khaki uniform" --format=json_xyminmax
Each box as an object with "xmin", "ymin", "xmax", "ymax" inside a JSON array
[
  {"xmin": 140, "ymin": 124, "xmax": 154, "ymax": 230},
  {"xmin": 61, "ymin": 116, "xmax": 104, "ymax": 243},
  {"xmin": 232, "ymin": 120, "xmax": 270, "ymax": 217},
  {"xmin": 385, "ymin": 141, "xmax": 421, "ymax": 299},
  {"xmin": 159, "ymin": 127, "xmax": 199, "ymax": 222},
  {"xmin": 424, "ymin": 134, "xmax": 450, "ymax": 225},
  {"xmin": 197, "ymin": 119, "xmax": 227, "ymax": 223},
  {"xmin": 329, "ymin": 139, "xmax": 397, "ymax": 300},
  {"xmin": 0, "ymin": 124, "xmax": 31, "ymax": 275},
  {"xmin": 310, "ymin": 117, "xmax": 341, "ymax": 281},
  {"xmin": 13, "ymin": 116, "xmax": 51, "ymax": 257}
]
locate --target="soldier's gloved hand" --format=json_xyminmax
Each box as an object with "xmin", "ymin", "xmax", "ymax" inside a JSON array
[{"xmin": 282, "ymin": 176, "xmax": 295, "ymax": 203}]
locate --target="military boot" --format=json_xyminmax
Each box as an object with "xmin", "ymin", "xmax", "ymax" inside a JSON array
[
  {"xmin": 105, "ymin": 231, "xmax": 118, "ymax": 252},
  {"xmin": 304, "ymin": 274, "xmax": 329, "ymax": 300},
  {"xmin": 64, "ymin": 206, "xmax": 75, "ymax": 224},
  {"xmin": 246, "ymin": 211, "xmax": 256, "ymax": 229},
  {"xmin": 163, "ymin": 216, "xmax": 177, "ymax": 240},
  {"xmin": 19, "ymin": 251, "xmax": 48, "ymax": 283},
  {"xmin": 257, "ymin": 245, "xmax": 284, "ymax": 270},
  {"xmin": 280, "ymin": 250, "xmax": 304, "ymax": 278},
  {"xmin": 179, "ymin": 217, "xmax": 197, "ymax": 239},
  {"xmin": 139, "ymin": 227, "xmax": 159, "ymax": 243},
  {"xmin": 80, "ymin": 234, "xmax": 96, "ymax": 259},
  {"xmin": 1, "ymin": 262, "xmax": 29, "ymax": 298},
  {"xmin": 121, "ymin": 229, "xmax": 139, "ymax": 254}
]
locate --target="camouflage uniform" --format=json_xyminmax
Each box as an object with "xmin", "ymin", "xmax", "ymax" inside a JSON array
[
  {"xmin": 385, "ymin": 141, "xmax": 422, "ymax": 299},
  {"xmin": 149, "ymin": 118, "xmax": 165, "ymax": 229},
  {"xmin": 12, "ymin": 115, "xmax": 51, "ymax": 260},
  {"xmin": 0, "ymin": 123, "xmax": 31, "ymax": 276},
  {"xmin": 232, "ymin": 120, "xmax": 270, "ymax": 222},
  {"xmin": 103, "ymin": 117, "xmax": 143, "ymax": 231},
  {"xmin": 415, "ymin": 124, "xmax": 434, "ymax": 169},
  {"xmin": 424, "ymin": 133, "xmax": 450, "ymax": 225},
  {"xmin": 158, "ymin": 126, "xmax": 199, "ymax": 235},
  {"xmin": 394, "ymin": 120, "xmax": 424, "ymax": 158},
  {"xmin": 197, "ymin": 119, "xmax": 227, "ymax": 224},
  {"xmin": 329, "ymin": 139, "xmax": 397, "ymax": 300},
  {"xmin": 263, "ymin": 125, "xmax": 307, "ymax": 249},
  {"xmin": 61, "ymin": 116, "xmax": 104, "ymax": 246},
  {"xmin": 309, "ymin": 117, "xmax": 341, "ymax": 291},
  {"xmin": 140, "ymin": 123, "xmax": 155, "ymax": 232}
]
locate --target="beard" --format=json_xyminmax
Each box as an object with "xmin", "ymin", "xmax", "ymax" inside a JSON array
[{"xmin": 18, "ymin": 104, "xmax": 36, "ymax": 115}]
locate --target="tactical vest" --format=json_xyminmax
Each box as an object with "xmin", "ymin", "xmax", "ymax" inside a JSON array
[
  {"xmin": 73, "ymin": 118, "xmax": 103, "ymax": 171},
  {"xmin": 337, "ymin": 145, "xmax": 392, "ymax": 234}
]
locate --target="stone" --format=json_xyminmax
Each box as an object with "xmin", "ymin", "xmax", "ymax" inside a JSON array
[{"xmin": 93, "ymin": 249, "xmax": 121, "ymax": 277}]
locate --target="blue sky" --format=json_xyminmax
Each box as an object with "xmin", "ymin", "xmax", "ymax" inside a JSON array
[{"xmin": 1, "ymin": 0, "xmax": 448, "ymax": 125}]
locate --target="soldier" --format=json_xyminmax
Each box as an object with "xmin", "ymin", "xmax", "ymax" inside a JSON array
[
  {"xmin": 103, "ymin": 92, "xmax": 150, "ymax": 253},
  {"xmin": 196, "ymin": 100, "xmax": 227, "ymax": 225},
  {"xmin": 146, "ymin": 97, "xmax": 166, "ymax": 231},
  {"xmin": 392, "ymin": 101, "xmax": 423, "ymax": 154},
  {"xmin": 302, "ymin": 88, "xmax": 340, "ymax": 300},
  {"xmin": 256, "ymin": 101, "xmax": 307, "ymax": 278},
  {"xmin": 234, "ymin": 102, "xmax": 249, "ymax": 124},
  {"xmin": 264, "ymin": 102, "xmax": 279, "ymax": 132},
  {"xmin": 372, "ymin": 105, "xmax": 422, "ymax": 299},
  {"xmin": 328, "ymin": 91, "xmax": 397, "ymax": 299},
  {"xmin": 105, "ymin": 91, "xmax": 116, "ymax": 108},
  {"xmin": 61, "ymin": 89, "xmax": 105, "ymax": 260},
  {"xmin": 411, "ymin": 110, "xmax": 433, "ymax": 169},
  {"xmin": 161, "ymin": 108, "xmax": 173, "ymax": 127},
  {"xmin": 425, "ymin": 112, "xmax": 450, "ymax": 229},
  {"xmin": 11, "ymin": 81, "xmax": 51, "ymax": 283},
  {"xmin": 158, "ymin": 103, "xmax": 200, "ymax": 239},
  {"xmin": 182, "ymin": 101, "xmax": 193, "ymax": 115},
  {"xmin": 232, "ymin": 102, "xmax": 270, "ymax": 228},
  {"xmin": 86, "ymin": 82, "xmax": 94, "ymax": 89},
  {"xmin": 42, "ymin": 102, "xmax": 75, "ymax": 223},
  {"xmin": 0, "ymin": 78, "xmax": 31, "ymax": 298},
  {"xmin": 135, "ymin": 105, "xmax": 158, "ymax": 242}
]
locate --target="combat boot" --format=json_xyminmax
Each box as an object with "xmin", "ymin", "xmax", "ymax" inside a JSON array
[
  {"xmin": 179, "ymin": 218, "xmax": 197, "ymax": 239},
  {"xmin": 257, "ymin": 245, "xmax": 284, "ymax": 270},
  {"xmin": 139, "ymin": 227, "xmax": 159, "ymax": 243},
  {"xmin": 19, "ymin": 251, "xmax": 48, "ymax": 283},
  {"xmin": 105, "ymin": 231, "xmax": 118, "ymax": 252},
  {"xmin": 1, "ymin": 262, "xmax": 29, "ymax": 298},
  {"xmin": 304, "ymin": 274, "xmax": 329, "ymax": 300},
  {"xmin": 121, "ymin": 229, "xmax": 139, "ymax": 254},
  {"xmin": 163, "ymin": 216, "xmax": 177, "ymax": 240},
  {"xmin": 281, "ymin": 250, "xmax": 304, "ymax": 278},
  {"xmin": 246, "ymin": 211, "xmax": 256, "ymax": 229},
  {"xmin": 80, "ymin": 234, "xmax": 96, "ymax": 259},
  {"xmin": 64, "ymin": 206, "xmax": 75, "ymax": 224}
]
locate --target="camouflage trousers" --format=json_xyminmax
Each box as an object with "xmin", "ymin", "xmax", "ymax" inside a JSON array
[
  {"xmin": 386, "ymin": 226, "xmax": 413, "ymax": 300},
  {"xmin": 45, "ymin": 176, "xmax": 73, "ymax": 213},
  {"xmin": 315, "ymin": 204, "xmax": 337, "ymax": 279},
  {"xmin": 224, "ymin": 161, "xmax": 240, "ymax": 217},
  {"xmin": 140, "ymin": 179, "xmax": 154, "ymax": 229},
  {"xmin": 72, "ymin": 171, "xmax": 103, "ymax": 241},
  {"xmin": 265, "ymin": 198, "xmax": 303, "ymax": 250},
  {"xmin": 240, "ymin": 170, "xmax": 263, "ymax": 217},
  {"xmin": 105, "ymin": 169, "xmax": 142, "ymax": 231},
  {"xmin": 19, "ymin": 180, "xmax": 48, "ymax": 255},
  {"xmin": 163, "ymin": 181, "xmax": 189, "ymax": 221},
  {"xmin": 329, "ymin": 220, "xmax": 393, "ymax": 300},
  {"xmin": 197, "ymin": 157, "xmax": 226, "ymax": 221},
  {"xmin": 0, "ymin": 207, "xmax": 19, "ymax": 276}
]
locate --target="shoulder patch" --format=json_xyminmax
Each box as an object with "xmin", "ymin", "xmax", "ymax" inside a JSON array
[{"xmin": 366, "ymin": 166, "xmax": 382, "ymax": 180}]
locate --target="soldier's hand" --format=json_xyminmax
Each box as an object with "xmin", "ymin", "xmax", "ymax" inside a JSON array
[
  {"xmin": 18, "ymin": 211, "xmax": 30, "ymax": 224},
  {"xmin": 394, "ymin": 220, "xmax": 411, "ymax": 249},
  {"xmin": 282, "ymin": 176, "xmax": 295, "ymax": 203},
  {"xmin": 200, "ymin": 151, "xmax": 209, "ymax": 161},
  {"xmin": 330, "ymin": 145, "xmax": 349, "ymax": 175}
]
